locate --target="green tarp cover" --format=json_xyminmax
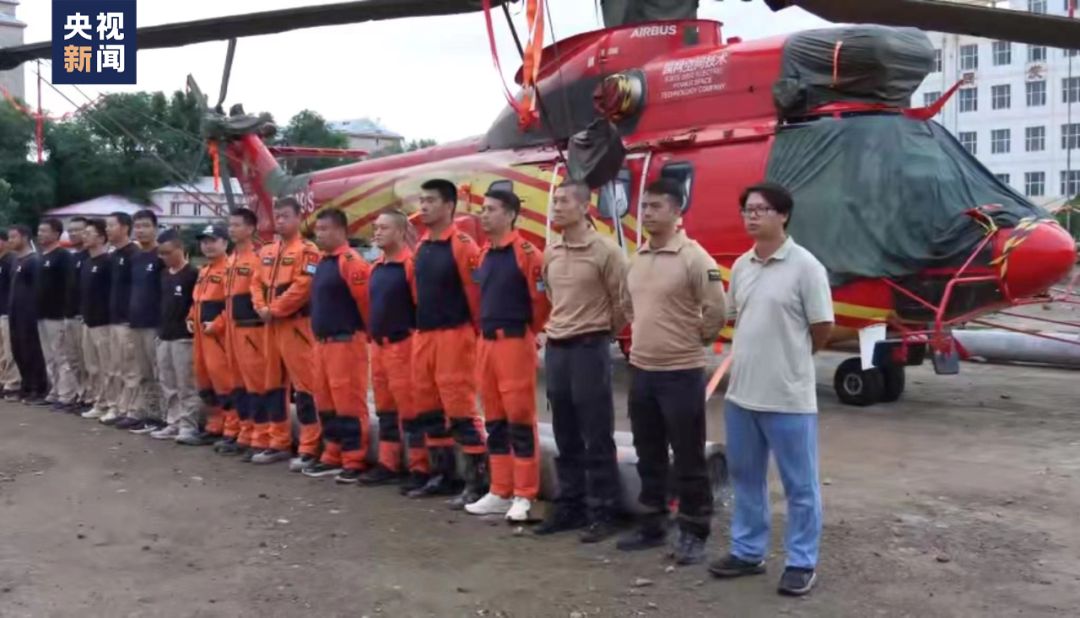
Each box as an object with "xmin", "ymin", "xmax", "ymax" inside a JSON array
[{"xmin": 765, "ymin": 115, "xmax": 1044, "ymax": 285}]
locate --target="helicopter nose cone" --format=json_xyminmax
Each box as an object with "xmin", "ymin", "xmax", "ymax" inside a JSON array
[{"xmin": 994, "ymin": 218, "xmax": 1077, "ymax": 299}]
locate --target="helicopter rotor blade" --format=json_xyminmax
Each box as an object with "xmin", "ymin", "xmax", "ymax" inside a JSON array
[
  {"xmin": 766, "ymin": 0, "xmax": 1080, "ymax": 50},
  {"xmin": 186, "ymin": 75, "xmax": 208, "ymax": 116},
  {"xmin": 216, "ymin": 38, "xmax": 237, "ymax": 111},
  {"xmin": 0, "ymin": 0, "xmax": 511, "ymax": 71}
]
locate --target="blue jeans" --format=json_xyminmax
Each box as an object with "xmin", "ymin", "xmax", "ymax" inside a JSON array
[{"xmin": 724, "ymin": 400, "xmax": 822, "ymax": 569}]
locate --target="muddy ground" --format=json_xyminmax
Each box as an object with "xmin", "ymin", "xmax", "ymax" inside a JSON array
[{"xmin": 1, "ymin": 345, "xmax": 1079, "ymax": 618}]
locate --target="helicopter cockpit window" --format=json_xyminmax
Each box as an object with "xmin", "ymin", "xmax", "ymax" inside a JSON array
[
  {"xmin": 488, "ymin": 180, "xmax": 513, "ymax": 194},
  {"xmin": 597, "ymin": 168, "xmax": 632, "ymax": 220},
  {"xmin": 660, "ymin": 162, "xmax": 694, "ymax": 213}
]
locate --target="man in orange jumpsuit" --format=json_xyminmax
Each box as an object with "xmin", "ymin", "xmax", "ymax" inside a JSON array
[
  {"xmin": 190, "ymin": 225, "xmax": 235, "ymax": 446},
  {"xmin": 465, "ymin": 189, "xmax": 550, "ymax": 522},
  {"xmin": 358, "ymin": 210, "xmax": 430, "ymax": 490},
  {"xmin": 301, "ymin": 208, "xmax": 372, "ymax": 483},
  {"xmin": 252, "ymin": 197, "xmax": 323, "ymax": 468},
  {"xmin": 408, "ymin": 178, "xmax": 488, "ymax": 508},
  {"xmin": 215, "ymin": 208, "xmax": 265, "ymax": 459}
]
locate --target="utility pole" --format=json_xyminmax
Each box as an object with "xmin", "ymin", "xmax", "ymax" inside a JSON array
[
  {"xmin": 1067, "ymin": 0, "xmax": 1076, "ymax": 236},
  {"xmin": 35, "ymin": 59, "xmax": 42, "ymax": 164}
]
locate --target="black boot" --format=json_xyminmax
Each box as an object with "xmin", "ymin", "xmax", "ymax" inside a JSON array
[
  {"xmin": 448, "ymin": 454, "xmax": 488, "ymax": 510},
  {"xmin": 399, "ymin": 471, "xmax": 431, "ymax": 495},
  {"xmin": 359, "ymin": 465, "xmax": 401, "ymax": 486},
  {"xmin": 407, "ymin": 448, "xmax": 458, "ymax": 498}
]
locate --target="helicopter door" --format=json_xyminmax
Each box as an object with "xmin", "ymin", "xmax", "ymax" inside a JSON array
[{"xmin": 598, "ymin": 152, "xmax": 651, "ymax": 256}]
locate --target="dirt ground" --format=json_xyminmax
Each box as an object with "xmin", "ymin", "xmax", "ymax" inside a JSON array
[{"xmin": 1, "ymin": 345, "xmax": 1079, "ymax": 618}]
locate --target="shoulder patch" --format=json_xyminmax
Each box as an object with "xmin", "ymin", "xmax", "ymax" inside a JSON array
[
  {"xmin": 521, "ymin": 241, "xmax": 534, "ymax": 254},
  {"xmin": 707, "ymin": 269, "xmax": 723, "ymax": 282},
  {"xmin": 303, "ymin": 262, "xmax": 317, "ymax": 276},
  {"xmin": 344, "ymin": 252, "xmax": 355, "ymax": 261},
  {"xmin": 282, "ymin": 257, "xmax": 295, "ymax": 266},
  {"xmin": 262, "ymin": 257, "xmax": 274, "ymax": 266},
  {"xmin": 238, "ymin": 266, "xmax": 252, "ymax": 276},
  {"xmin": 210, "ymin": 275, "xmax": 223, "ymax": 283},
  {"xmin": 457, "ymin": 234, "xmax": 472, "ymax": 244}
]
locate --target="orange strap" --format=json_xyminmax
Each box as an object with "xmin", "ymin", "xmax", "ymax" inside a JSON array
[
  {"xmin": 831, "ymin": 40, "xmax": 843, "ymax": 87},
  {"xmin": 481, "ymin": 0, "xmax": 543, "ymax": 131},
  {"xmin": 208, "ymin": 141, "xmax": 221, "ymax": 192}
]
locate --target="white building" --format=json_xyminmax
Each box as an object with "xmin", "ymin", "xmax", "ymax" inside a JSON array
[
  {"xmin": 148, "ymin": 177, "xmax": 248, "ymax": 225},
  {"xmin": 912, "ymin": 0, "xmax": 1079, "ymax": 211},
  {"xmin": 328, "ymin": 118, "xmax": 404, "ymax": 153},
  {"xmin": 0, "ymin": 0, "xmax": 25, "ymax": 103}
]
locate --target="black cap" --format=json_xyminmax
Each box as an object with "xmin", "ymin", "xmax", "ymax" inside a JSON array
[{"xmin": 195, "ymin": 224, "xmax": 228, "ymax": 241}]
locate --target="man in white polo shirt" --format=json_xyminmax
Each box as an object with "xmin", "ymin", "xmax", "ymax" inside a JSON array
[{"xmin": 709, "ymin": 182, "xmax": 834, "ymax": 597}]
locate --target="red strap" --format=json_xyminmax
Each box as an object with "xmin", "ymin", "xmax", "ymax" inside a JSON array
[
  {"xmin": 903, "ymin": 78, "xmax": 964, "ymax": 121},
  {"xmin": 208, "ymin": 141, "xmax": 221, "ymax": 192},
  {"xmin": 481, "ymin": 0, "xmax": 528, "ymax": 123}
]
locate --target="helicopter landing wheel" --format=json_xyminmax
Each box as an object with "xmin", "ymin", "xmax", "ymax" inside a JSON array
[
  {"xmin": 880, "ymin": 363, "xmax": 906, "ymax": 403},
  {"xmin": 834, "ymin": 357, "xmax": 884, "ymax": 407}
]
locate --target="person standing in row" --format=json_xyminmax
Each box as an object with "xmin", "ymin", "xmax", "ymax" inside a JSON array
[
  {"xmin": 360, "ymin": 211, "xmax": 428, "ymax": 488},
  {"xmin": 618, "ymin": 179, "xmax": 727, "ymax": 566},
  {"xmin": 253, "ymin": 198, "xmax": 322, "ymax": 468},
  {"xmin": 535, "ymin": 180, "xmax": 627, "ymax": 543},
  {"xmin": 303, "ymin": 209, "xmax": 372, "ymax": 483},
  {"xmin": 151, "ymin": 229, "xmax": 201, "ymax": 442},
  {"xmin": 0, "ymin": 231, "xmax": 19, "ymax": 400},
  {"xmin": 80, "ymin": 219, "xmax": 114, "ymax": 420},
  {"xmin": 8, "ymin": 226, "xmax": 47, "ymax": 404},
  {"xmin": 189, "ymin": 225, "xmax": 235, "ymax": 446},
  {"xmin": 466, "ymin": 190, "xmax": 550, "ymax": 522},
  {"xmin": 121, "ymin": 209, "xmax": 164, "ymax": 433},
  {"xmin": 709, "ymin": 182, "xmax": 833, "ymax": 597},
  {"xmin": 64, "ymin": 217, "xmax": 90, "ymax": 411},
  {"xmin": 101, "ymin": 212, "xmax": 137, "ymax": 426},
  {"xmin": 219, "ymin": 208, "xmax": 264, "ymax": 458},
  {"xmin": 409, "ymin": 179, "xmax": 488, "ymax": 508},
  {"xmin": 35, "ymin": 219, "xmax": 77, "ymax": 411}
]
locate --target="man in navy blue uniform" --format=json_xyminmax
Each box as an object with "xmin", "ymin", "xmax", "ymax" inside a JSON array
[
  {"xmin": 64, "ymin": 217, "xmax": 90, "ymax": 412},
  {"xmin": 7, "ymin": 225, "xmax": 47, "ymax": 404},
  {"xmin": 119, "ymin": 209, "xmax": 165, "ymax": 433},
  {"xmin": 101, "ymin": 212, "xmax": 138, "ymax": 426},
  {"xmin": 35, "ymin": 218, "xmax": 76, "ymax": 411},
  {"xmin": 0, "ymin": 230, "xmax": 19, "ymax": 399}
]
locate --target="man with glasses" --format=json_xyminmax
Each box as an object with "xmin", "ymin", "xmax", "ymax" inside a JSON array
[{"xmin": 709, "ymin": 182, "xmax": 833, "ymax": 597}]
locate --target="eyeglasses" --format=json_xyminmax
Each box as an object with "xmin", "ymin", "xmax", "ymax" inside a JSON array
[{"xmin": 740, "ymin": 206, "xmax": 775, "ymax": 218}]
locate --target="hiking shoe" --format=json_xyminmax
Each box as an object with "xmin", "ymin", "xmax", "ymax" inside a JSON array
[
  {"xmin": 240, "ymin": 448, "xmax": 257, "ymax": 463},
  {"xmin": 580, "ymin": 518, "xmax": 620, "ymax": 544},
  {"xmin": 672, "ymin": 530, "xmax": 707, "ymax": 566},
  {"xmin": 302, "ymin": 462, "xmax": 343, "ymax": 479},
  {"xmin": 289, "ymin": 454, "xmax": 317, "ymax": 473},
  {"xmin": 23, "ymin": 397, "xmax": 47, "ymax": 407},
  {"xmin": 398, "ymin": 472, "xmax": 430, "ymax": 495},
  {"xmin": 448, "ymin": 488, "xmax": 483, "ymax": 511},
  {"xmin": 151, "ymin": 425, "xmax": 180, "ymax": 440},
  {"xmin": 81, "ymin": 407, "xmax": 106, "ymax": 420},
  {"xmin": 335, "ymin": 469, "xmax": 363, "ymax": 485},
  {"xmin": 407, "ymin": 475, "xmax": 458, "ymax": 499},
  {"xmin": 177, "ymin": 432, "xmax": 219, "ymax": 447},
  {"xmin": 616, "ymin": 524, "xmax": 667, "ymax": 552},
  {"xmin": 252, "ymin": 449, "xmax": 292, "ymax": 465},
  {"xmin": 709, "ymin": 554, "xmax": 767, "ymax": 579},
  {"xmin": 129, "ymin": 420, "xmax": 161, "ymax": 435},
  {"xmin": 533, "ymin": 508, "xmax": 588, "ymax": 536},
  {"xmin": 115, "ymin": 417, "xmax": 142, "ymax": 430},
  {"xmin": 358, "ymin": 465, "xmax": 400, "ymax": 486},
  {"xmin": 217, "ymin": 441, "xmax": 244, "ymax": 456},
  {"xmin": 505, "ymin": 497, "xmax": 533, "ymax": 522},
  {"xmin": 99, "ymin": 410, "xmax": 122, "ymax": 425},
  {"xmin": 212, "ymin": 437, "xmax": 235, "ymax": 453},
  {"xmin": 778, "ymin": 567, "xmax": 817, "ymax": 597},
  {"xmin": 464, "ymin": 492, "xmax": 513, "ymax": 516}
]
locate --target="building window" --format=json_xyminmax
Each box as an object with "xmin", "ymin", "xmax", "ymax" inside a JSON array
[
  {"xmin": 1064, "ymin": 123, "xmax": 1080, "ymax": 150},
  {"xmin": 170, "ymin": 202, "xmax": 183, "ymax": 216},
  {"xmin": 994, "ymin": 173, "xmax": 1011, "ymax": 186},
  {"xmin": 1064, "ymin": 77, "xmax": 1080, "ymax": 104},
  {"xmin": 923, "ymin": 91, "xmax": 941, "ymax": 108},
  {"xmin": 1025, "ymin": 172, "xmax": 1046, "ymax": 197},
  {"xmin": 991, "ymin": 84, "xmax": 1011, "ymax": 109},
  {"xmin": 1028, "ymin": 0, "xmax": 1047, "ymax": 12},
  {"xmin": 932, "ymin": 49, "xmax": 942, "ymax": 73},
  {"xmin": 959, "ymin": 88, "xmax": 978, "ymax": 112},
  {"xmin": 1026, "ymin": 126, "xmax": 1046, "ymax": 152},
  {"xmin": 1026, "ymin": 80, "xmax": 1047, "ymax": 106},
  {"xmin": 992, "ymin": 41, "xmax": 1012, "ymax": 66},
  {"xmin": 1063, "ymin": 171, "xmax": 1080, "ymax": 197},
  {"xmin": 1029, "ymin": 45, "xmax": 1047, "ymax": 63},
  {"xmin": 959, "ymin": 131, "xmax": 978, "ymax": 155},
  {"xmin": 660, "ymin": 162, "xmax": 694, "ymax": 212},
  {"xmin": 991, "ymin": 129, "xmax": 1011, "ymax": 154},
  {"xmin": 959, "ymin": 44, "xmax": 979, "ymax": 70}
]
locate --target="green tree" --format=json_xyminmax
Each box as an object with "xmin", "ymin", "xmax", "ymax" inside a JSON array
[{"xmin": 278, "ymin": 110, "xmax": 349, "ymax": 175}]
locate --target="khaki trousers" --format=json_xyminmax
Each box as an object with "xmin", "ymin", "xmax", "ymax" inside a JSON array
[
  {"xmin": 39, "ymin": 319, "xmax": 79, "ymax": 404},
  {"xmin": 157, "ymin": 338, "xmax": 200, "ymax": 433},
  {"xmin": 105, "ymin": 324, "xmax": 134, "ymax": 415},
  {"xmin": 65, "ymin": 318, "xmax": 88, "ymax": 403},
  {"xmin": 85, "ymin": 325, "xmax": 113, "ymax": 411},
  {"xmin": 126, "ymin": 328, "xmax": 161, "ymax": 420},
  {"xmin": 0, "ymin": 315, "xmax": 20, "ymax": 392}
]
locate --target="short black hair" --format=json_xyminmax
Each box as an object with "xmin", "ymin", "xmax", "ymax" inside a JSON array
[
  {"xmin": 645, "ymin": 178, "xmax": 685, "ymax": 210},
  {"xmin": 108, "ymin": 211, "xmax": 133, "ymax": 232},
  {"xmin": 378, "ymin": 209, "xmax": 410, "ymax": 230},
  {"xmin": 86, "ymin": 218, "xmax": 107, "ymax": 239},
  {"xmin": 485, "ymin": 189, "xmax": 522, "ymax": 226},
  {"xmin": 133, "ymin": 209, "xmax": 158, "ymax": 226},
  {"xmin": 70, "ymin": 216, "xmax": 89, "ymax": 226},
  {"xmin": 420, "ymin": 179, "xmax": 457, "ymax": 205},
  {"xmin": 274, "ymin": 197, "xmax": 301, "ymax": 215},
  {"xmin": 10, "ymin": 224, "xmax": 32, "ymax": 239},
  {"xmin": 230, "ymin": 207, "xmax": 257, "ymax": 228},
  {"xmin": 740, "ymin": 181, "xmax": 794, "ymax": 229},
  {"xmin": 40, "ymin": 217, "xmax": 63, "ymax": 235},
  {"xmin": 157, "ymin": 228, "xmax": 181, "ymax": 245},
  {"xmin": 556, "ymin": 179, "xmax": 592, "ymax": 204},
  {"xmin": 316, "ymin": 208, "xmax": 349, "ymax": 230}
]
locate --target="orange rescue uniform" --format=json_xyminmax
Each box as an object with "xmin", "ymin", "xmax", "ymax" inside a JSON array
[
  {"xmin": 192, "ymin": 256, "xmax": 235, "ymax": 437},
  {"xmin": 476, "ymin": 231, "xmax": 550, "ymax": 500},
  {"xmin": 224, "ymin": 242, "xmax": 266, "ymax": 449},
  {"xmin": 252, "ymin": 236, "xmax": 322, "ymax": 455}
]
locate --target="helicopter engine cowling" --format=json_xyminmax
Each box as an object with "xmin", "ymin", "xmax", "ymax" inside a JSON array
[{"xmin": 992, "ymin": 219, "xmax": 1078, "ymax": 300}]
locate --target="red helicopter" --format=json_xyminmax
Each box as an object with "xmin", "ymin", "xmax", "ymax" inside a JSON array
[{"xmin": 4, "ymin": 0, "xmax": 1079, "ymax": 407}]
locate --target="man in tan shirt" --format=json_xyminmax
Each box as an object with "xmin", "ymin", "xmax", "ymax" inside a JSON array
[
  {"xmin": 534, "ymin": 179, "xmax": 628, "ymax": 544},
  {"xmin": 619, "ymin": 178, "xmax": 727, "ymax": 566}
]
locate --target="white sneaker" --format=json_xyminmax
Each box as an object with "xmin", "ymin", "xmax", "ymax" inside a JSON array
[
  {"xmin": 464, "ymin": 492, "xmax": 513, "ymax": 516},
  {"xmin": 506, "ymin": 497, "xmax": 533, "ymax": 522},
  {"xmin": 151, "ymin": 425, "xmax": 179, "ymax": 440},
  {"xmin": 98, "ymin": 410, "xmax": 120, "ymax": 424},
  {"xmin": 81, "ymin": 407, "xmax": 105, "ymax": 420}
]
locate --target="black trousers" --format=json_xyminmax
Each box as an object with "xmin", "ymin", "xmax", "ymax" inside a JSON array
[
  {"xmin": 546, "ymin": 332, "xmax": 620, "ymax": 518},
  {"xmin": 628, "ymin": 365, "xmax": 713, "ymax": 539},
  {"xmin": 9, "ymin": 309, "xmax": 46, "ymax": 398}
]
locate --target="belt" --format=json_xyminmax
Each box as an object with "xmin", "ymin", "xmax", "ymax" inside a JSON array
[
  {"xmin": 372, "ymin": 331, "xmax": 411, "ymax": 346},
  {"xmin": 481, "ymin": 324, "xmax": 527, "ymax": 340},
  {"xmin": 546, "ymin": 330, "xmax": 611, "ymax": 348},
  {"xmin": 234, "ymin": 319, "xmax": 265, "ymax": 328},
  {"xmin": 315, "ymin": 332, "xmax": 354, "ymax": 344}
]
